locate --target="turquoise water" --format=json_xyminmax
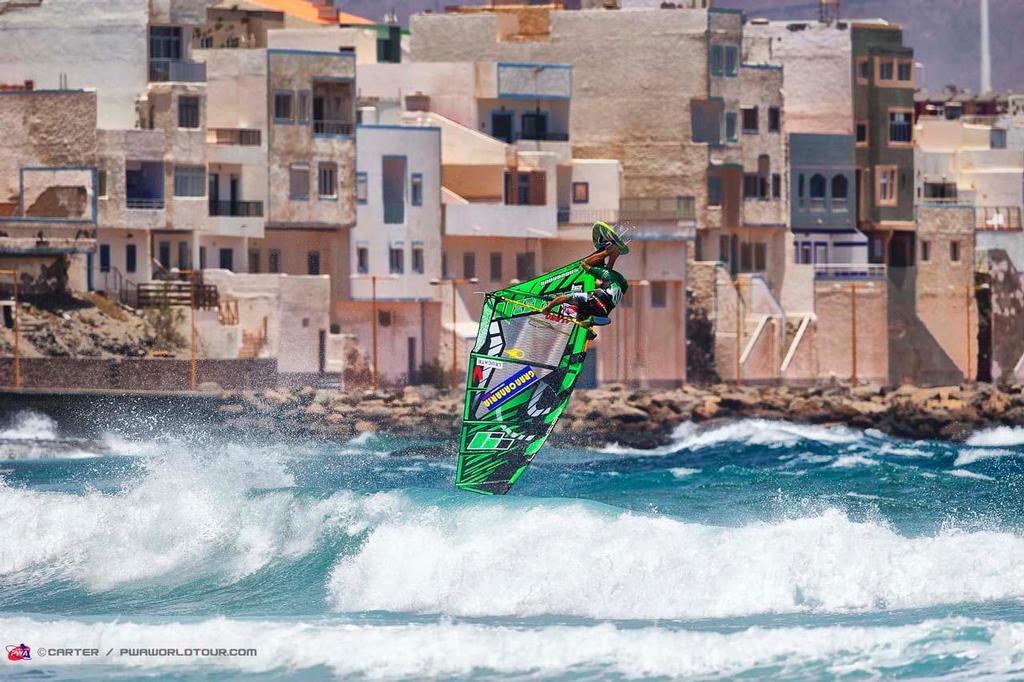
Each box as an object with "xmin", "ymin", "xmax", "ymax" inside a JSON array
[{"xmin": 3, "ymin": 410, "xmax": 1024, "ymax": 679}]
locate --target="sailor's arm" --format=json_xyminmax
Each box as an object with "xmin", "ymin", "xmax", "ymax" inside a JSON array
[{"xmin": 542, "ymin": 294, "xmax": 569, "ymax": 314}]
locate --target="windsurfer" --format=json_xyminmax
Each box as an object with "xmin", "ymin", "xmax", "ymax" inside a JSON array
[{"xmin": 541, "ymin": 225, "xmax": 629, "ymax": 329}]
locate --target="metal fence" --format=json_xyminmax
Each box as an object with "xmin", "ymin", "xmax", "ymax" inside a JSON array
[
  {"xmin": 126, "ymin": 197, "xmax": 165, "ymax": 210},
  {"xmin": 313, "ymin": 120, "xmax": 354, "ymax": 136},
  {"xmin": 619, "ymin": 196, "xmax": 696, "ymax": 222},
  {"xmin": 208, "ymin": 201, "xmax": 263, "ymax": 217},
  {"xmin": 148, "ymin": 59, "xmax": 207, "ymax": 83},
  {"xmin": 208, "ymin": 128, "xmax": 261, "ymax": 146}
]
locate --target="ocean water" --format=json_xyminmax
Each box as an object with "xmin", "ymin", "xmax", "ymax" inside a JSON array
[{"xmin": 2, "ymin": 411, "xmax": 1024, "ymax": 680}]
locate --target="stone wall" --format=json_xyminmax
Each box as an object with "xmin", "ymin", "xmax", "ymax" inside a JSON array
[
  {"xmin": 814, "ymin": 278, "xmax": 888, "ymax": 385},
  {"xmin": 0, "ymin": 358, "xmax": 277, "ymax": 391}
]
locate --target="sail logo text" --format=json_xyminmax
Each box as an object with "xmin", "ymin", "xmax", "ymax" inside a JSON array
[{"xmin": 481, "ymin": 367, "xmax": 538, "ymax": 411}]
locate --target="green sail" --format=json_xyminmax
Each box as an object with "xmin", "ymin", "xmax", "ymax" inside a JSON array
[{"xmin": 455, "ymin": 259, "xmax": 597, "ymax": 495}]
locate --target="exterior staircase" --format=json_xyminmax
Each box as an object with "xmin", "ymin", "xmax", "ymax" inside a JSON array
[{"xmin": 238, "ymin": 317, "xmax": 268, "ymax": 359}]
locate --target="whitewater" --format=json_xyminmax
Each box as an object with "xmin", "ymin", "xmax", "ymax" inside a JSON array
[{"xmin": 2, "ymin": 411, "xmax": 1024, "ymax": 680}]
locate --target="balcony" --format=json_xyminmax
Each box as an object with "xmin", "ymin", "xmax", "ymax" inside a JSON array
[
  {"xmin": 384, "ymin": 202, "xmax": 404, "ymax": 224},
  {"xmin": 977, "ymin": 206, "xmax": 1022, "ymax": 231},
  {"xmin": 558, "ymin": 207, "xmax": 621, "ymax": 225},
  {"xmin": 209, "ymin": 201, "xmax": 263, "ymax": 217},
  {"xmin": 518, "ymin": 131, "xmax": 569, "ymax": 142},
  {"xmin": 619, "ymin": 196, "xmax": 696, "ymax": 222},
  {"xmin": 814, "ymin": 264, "xmax": 886, "ymax": 280},
  {"xmin": 126, "ymin": 197, "xmax": 165, "ymax": 210},
  {"xmin": 207, "ymin": 128, "xmax": 261, "ymax": 146},
  {"xmin": 148, "ymin": 59, "xmax": 206, "ymax": 83},
  {"xmin": 313, "ymin": 119, "xmax": 354, "ymax": 137},
  {"xmin": 445, "ymin": 203, "xmax": 556, "ymax": 239}
]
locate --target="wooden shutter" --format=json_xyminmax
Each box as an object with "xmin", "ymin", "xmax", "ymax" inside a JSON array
[{"xmin": 528, "ymin": 170, "xmax": 546, "ymax": 206}]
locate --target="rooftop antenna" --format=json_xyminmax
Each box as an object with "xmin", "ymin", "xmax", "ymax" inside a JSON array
[
  {"xmin": 819, "ymin": 0, "xmax": 839, "ymax": 23},
  {"xmin": 980, "ymin": 0, "xmax": 992, "ymax": 93}
]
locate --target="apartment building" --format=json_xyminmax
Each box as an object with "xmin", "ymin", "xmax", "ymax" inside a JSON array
[{"xmin": 337, "ymin": 123, "xmax": 443, "ymax": 385}]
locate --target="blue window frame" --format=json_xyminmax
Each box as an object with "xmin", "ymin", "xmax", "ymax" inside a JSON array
[
  {"xmin": 356, "ymin": 171, "xmax": 368, "ymax": 204},
  {"xmin": 297, "ymin": 90, "xmax": 310, "ymax": 124},
  {"xmin": 274, "ymin": 90, "xmax": 294, "ymax": 124},
  {"xmin": 725, "ymin": 112, "xmax": 737, "ymax": 142},
  {"xmin": 125, "ymin": 244, "xmax": 137, "ymax": 273},
  {"xmin": 710, "ymin": 45, "xmax": 723, "ymax": 76},
  {"xmin": 724, "ymin": 46, "xmax": 738, "ymax": 76},
  {"xmin": 99, "ymin": 244, "xmax": 110, "ymax": 273},
  {"xmin": 411, "ymin": 173, "xmax": 423, "ymax": 206}
]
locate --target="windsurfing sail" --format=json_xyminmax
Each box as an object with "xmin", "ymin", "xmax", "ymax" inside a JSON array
[{"xmin": 455, "ymin": 259, "xmax": 597, "ymax": 495}]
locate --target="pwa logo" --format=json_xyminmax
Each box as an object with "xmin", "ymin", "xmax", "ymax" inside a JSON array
[{"xmin": 6, "ymin": 643, "xmax": 31, "ymax": 661}]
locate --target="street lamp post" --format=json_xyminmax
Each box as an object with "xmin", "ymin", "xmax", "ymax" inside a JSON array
[
  {"xmin": 0, "ymin": 270, "xmax": 20, "ymax": 389},
  {"xmin": 350, "ymin": 274, "xmax": 399, "ymax": 390},
  {"xmin": 430, "ymin": 277, "xmax": 478, "ymax": 388},
  {"xmin": 178, "ymin": 269, "xmax": 198, "ymax": 391}
]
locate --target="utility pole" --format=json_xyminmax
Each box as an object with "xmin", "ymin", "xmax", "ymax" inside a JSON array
[{"xmin": 850, "ymin": 282, "xmax": 858, "ymax": 385}]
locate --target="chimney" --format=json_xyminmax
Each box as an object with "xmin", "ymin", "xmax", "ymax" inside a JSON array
[{"xmin": 980, "ymin": 0, "xmax": 991, "ymax": 93}]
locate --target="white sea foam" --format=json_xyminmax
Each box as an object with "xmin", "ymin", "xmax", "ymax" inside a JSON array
[
  {"xmin": 949, "ymin": 469, "xmax": 996, "ymax": 482},
  {"xmin": 830, "ymin": 455, "xmax": 879, "ymax": 468},
  {"xmin": 3, "ymin": 616, "xmax": 1023, "ymax": 679},
  {"xmin": 328, "ymin": 504, "xmax": 1024, "ymax": 620},
  {"xmin": 0, "ymin": 446, "xmax": 406, "ymax": 589},
  {"xmin": 680, "ymin": 420, "xmax": 862, "ymax": 450},
  {"xmin": 967, "ymin": 426, "xmax": 1024, "ymax": 447},
  {"xmin": 596, "ymin": 421, "xmax": 698, "ymax": 455},
  {"xmin": 956, "ymin": 448, "xmax": 1016, "ymax": 467},
  {"xmin": 0, "ymin": 411, "xmax": 58, "ymax": 441},
  {"xmin": 669, "ymin": 467, "xmax": 701, "ymax": 478}
]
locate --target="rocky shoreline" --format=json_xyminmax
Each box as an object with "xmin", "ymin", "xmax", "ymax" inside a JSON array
[{"xmin": 210, "ymin": 382, "xmax": 1024, "ymax": 448}]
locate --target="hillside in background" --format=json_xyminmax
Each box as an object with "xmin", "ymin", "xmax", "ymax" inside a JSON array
[{"xmin": 343, "ymin": 0, "xmax": 1024, "ymax": 94}]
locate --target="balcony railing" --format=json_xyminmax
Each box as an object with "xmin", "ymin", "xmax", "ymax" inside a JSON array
[
  {"xmin": 126, "ymin": 197, "xmax": 165, "ymax": 210},
  {"xmin": 619, "ymin": 196, "xmax": 696, "ymax": 222},
  {"xmin": 558, "ymin": 207, "xmax": 621, "ymax": 225},
  {"xmin": 209, "ymin": 200, "xmax": 263, "ymax": 217},
  {"xmin": 207, "ymin": 128, "xmax": 261, "ymax": 146},
  {"xmin": 148, "ymin": 59, "xmax": 206, "ymax": 83},
  {"xmin": 976, "ymin": 206, "xmax": 1022, "ymax": 230},
  {"xmin": 313, "ymin": 119, "xmax": 354, "ymax": 136},
  {"xmin": 814, "ymin": 264, "xmax": 886, "ymax": 280},
  {"xmin": 518, "ymin": 132, "xmax": 570, "ymax": 142}
]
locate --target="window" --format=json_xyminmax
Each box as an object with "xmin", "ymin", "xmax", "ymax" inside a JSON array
[
  {"xmin": 298, "ymin": 91, "xmax": 310, "ymax": 123},
  {"xmin": 125, "ymin": 243, "xmax": 137, "ymax": 273},
  {"xmin": 356, "ymin": 172, "xmax": 368, "ymax": 204},
  {"xmin": 991, "ymin": 128, "xmax": 1007, "ymax": 149},
  {"xmin": 199, "ymin": 246, "xmax": 207, "ymax": 270},
  {"xmin": 708, "ymin": 176, "xmax": 722, "ymax": 207},
  {"xmin": 754, "ymin": 242, "xmax": 767, "ymax": 272},
  {"xmin": 225, "ymin": 36, "xmax": 239, "ymax": 48},
  {"xmin": 356, "ymin": 246, "xmax": 369, "ymax": 274},
  {"xmin": 289, "ymin": 164, "xmax": 309, "ymax": 200},
  {"xmin": 307, "ymin": 251, "xmax": 320, "ymax": 275},
  {"xmin": 772, "ymin": 173, "xmax": 781, "ymax": 199},
  {"xmin": 897, "ymin": 59, "xmax": 913, "ymax": 82},
  {"xmin": 442, "ymin": 252, "xmax": 448, "ymax": 278},
  {"xmin": 725, "ymin": 112, "xmax": 737, "ymax": 142},
  {"xmin": 809, "ymin": 173, "xmax": 826, "ymax": 211},
  {"xmin": 318, "ymin": 162, "xmax": 337, "ymax": 199},
  {"xmin": 521, "ymin": 111, "xmax": 548, "ymax": 140},
  {"xmin": 249, "ymin": 248, "xmax": 260, "ymax": 273},
  {"xmin": 490, "ymin": 252, "xmax": 502, "ymax": 282},
  {"xmin": 572, "ymin": 182, "xmax": 589, "ymax": 204},
  {"xmin": 741, "ymin": 106, "xmax": 758, "ymax": 134},
  {"xmin": 757, "ymin": 154, "xmax": 770, "ymax": 199},
  {"xmin": 412, "ymin": 245, "xmax": 424, "ymax": 274},
  {"xmin": 149, "ymin": 26, "xmax": 182, "ymax": 60},
  {"xmin": 710, "ymin": 45, "xmax": 723, "ymax": 76},
  {"xmin": 463, "ymin": 252, "xmax": 476, "ymax": 280},
  {"xmin": 389, "ymin": 245, "xmax": 404, "ymax": 274},
  {"xmin": 178, "ymin": 96, "xmax": 200, "ymax": 129},
  {"xmin": 173, "ymin": 165, "xmax": 205, "ymax": 197},
  {"xmin": 219, "ymin": 248, "xmax": 233, "ymax": 271},
  {"xmin": 950, "ymin": 240, "xmax": 961, "ymax": 262},
  {"xmin": 724, "ymin": 46, "xmax": 738, "ymax": 76},
  {"xmin": 920, "ymin": 240, "xmax": 931, "ymax": 262},
  {"xmin": 411, "ymin": 173, "xmax": 423, "ymax": 206},
  {"xmin": 650, "ymin": 281, "xmax": 667, "ymax": 308},
  {"xmin": 97, "ymin": 170, "xmax": 107, "ymax": 198},
  {"xmin": 856, "ymin": 120, "xmax": 868, "ymax": 146},
  {"xmin": 274, "ymin": 91, "xmax": 293, "ymax": 122},
  {"xmin": 99, "ymin": 244, "xmax": 110, "ymax": 273},
  {"xmin": 743, "ymin": 173, "xmax": 759, "ymax": 199},
  {"xmin": 798, "ymin": 173, "xmax": 805, "ymax": 208},
  {"xmin": 888, "ymin": 110, "xmax": 912, "ymax": 145},
  {"xmin": 878, "ymin": 59, "xmax": 894, "ymax": 82},
  {"xmin": 199, "ymin": 35, "xmax": 213, "ymax": 48},
  {"xmin": 383, "ymin": 156, "xmax": 406, "ymax": 223},
  {"xmin": 269, "ymin": 249, "xmax": 281, "ymax": 273},
  {"xmin": 516, "ymin": 252, "xmax": 536, "ymax": 280},
  {"xmin": 875, "ymin": 165, "xmax": 897, "ymax": 206},
  {"xmin": 831, "ymin": 175, "xmax": 848, "ymax": 211},
  {"xmin": 856, "ymin": 57, "xmax": 870, "ymax": 84},
  {"xmin": 768, "ymin": 106, "xmax": 780, "ymax": 132},
  {"xmin": 178, "ymin": 241, "xmax": 189, "ymax": 269}
]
